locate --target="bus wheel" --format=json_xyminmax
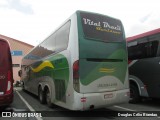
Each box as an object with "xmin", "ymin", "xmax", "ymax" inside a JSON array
[
  {"xmin": 129, "ymin": 84, "xmax": 141, "ymax": 103},
  {"xmin": 38, "ymin": 87, "xmax": 46, "ymax": 104},
  {"xmin": 46, "ymin": 88, "xmax": 52, "ymax": 107}
]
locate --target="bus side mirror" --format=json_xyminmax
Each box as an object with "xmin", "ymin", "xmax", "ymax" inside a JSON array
[{"xmin": 18, "ymin": 70, "xmax": 22, "ymax": 77}]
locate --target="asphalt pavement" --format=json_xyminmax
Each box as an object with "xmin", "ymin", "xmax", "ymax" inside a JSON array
[{"xmin": 0, "ymin": 87, "xmax": 160, "ymax": 120}]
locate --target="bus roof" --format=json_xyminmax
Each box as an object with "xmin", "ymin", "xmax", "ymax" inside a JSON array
[{"xmin": 127, "ymin": 28, "xmax": 160, "ymax": 42}]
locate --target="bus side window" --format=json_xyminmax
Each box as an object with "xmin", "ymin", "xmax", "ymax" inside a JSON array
[
  {"xmin": 128, "ymin": 42, "xmax": 148, "ymax": 60},
  {"xmin": 128, "ymin": 41, "xmax": 159, "ymax": 60},
  {"xmin": 55, "ymin": 21, "xmax": 71, "ymax": 52},
  {"xmin": 149, "ymin": 41, "xmax": 159, "ymax": 57}
]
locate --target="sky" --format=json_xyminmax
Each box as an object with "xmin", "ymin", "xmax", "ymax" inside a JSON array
[{"xmin": 0, "ymin": 0, "xmax": 160, "ymax": 46}]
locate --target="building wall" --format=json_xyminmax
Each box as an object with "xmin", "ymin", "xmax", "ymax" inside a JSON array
[{"xmin": 0, "ymin": 34, "xmax": 34, "ymax": 83}]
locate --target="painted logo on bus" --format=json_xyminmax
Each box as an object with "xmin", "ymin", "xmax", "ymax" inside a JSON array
[{"xmin": 31, "ymin": 61, "xmax": 54, "ymax": 72}]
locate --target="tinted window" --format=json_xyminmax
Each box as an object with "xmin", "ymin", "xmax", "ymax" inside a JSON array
[
  {"xmin": 41, "ymin": 33, "xmax": 56, "ymax": 51},
  {"xmin": 56, "ymin": 21, "xmax": 71, "ymax": 51},
  {"xmin": 41, "ymin": 20, "xmax": 71, "ymax": 52},
  {"xmin": 150, "ymin": 41, "xmax": 159, "ymax": 56},
  {"xmin": 128, "ymin": 41, "xmax": 159, "ymax": 60},
  {"xmin": 80, "ymin": 12, "xmax": 124, "ymax": 42},
  {"xmin": 26, "ymin": 21, "xmax": 71, "ymax": 61}
]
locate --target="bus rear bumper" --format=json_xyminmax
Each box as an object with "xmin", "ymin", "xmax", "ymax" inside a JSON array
[{"xmin": 73, "ymin": 89, "xmax": 130, "ymax": 111}]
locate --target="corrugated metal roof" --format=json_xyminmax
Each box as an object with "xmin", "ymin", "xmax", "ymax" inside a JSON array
[
  {"xmin": 0, "ymin": 34, "xmax": 34, "ymax": 47},
  {"xmin": 0, "ymin": 34, "xmax": 34, "ymax": 55}
]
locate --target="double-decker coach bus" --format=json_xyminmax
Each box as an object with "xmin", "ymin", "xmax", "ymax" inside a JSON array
[
  {"xmin": 20, "ymin": 11, "xmax": 129, "ymax": 110},
  {"xmin": 0, "ymin": 38, "xmax": 13, "ymax": 107},
  {"xmin": 127, "ymin": 28, "xmax": 160, "ymax": 103}
]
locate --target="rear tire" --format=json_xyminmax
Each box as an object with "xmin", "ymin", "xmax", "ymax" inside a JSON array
[
  {"xmin": 45, "ymin": 88, "xmax": 52, "ymax": 107},
  {"xmin": 129, "ymin": 84, "xmax": 141, "ymax": 103},
  {"xmin": 38, "ymin": 87, "xmax": 46, "ymax": 104}
]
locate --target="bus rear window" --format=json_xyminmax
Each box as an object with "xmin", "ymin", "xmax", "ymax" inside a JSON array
[
  {"xmin": 80, "ymin": 12, "xmax": 124, "ymax": 42},
  {"xmin": 0, "ymin": 41, "xmax": 10, "ymax": 68}
]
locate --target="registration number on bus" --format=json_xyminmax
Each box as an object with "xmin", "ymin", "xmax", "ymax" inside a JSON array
[{"xmin": 104, "ymin": 93, "xmax": 113, "ymax": 99}]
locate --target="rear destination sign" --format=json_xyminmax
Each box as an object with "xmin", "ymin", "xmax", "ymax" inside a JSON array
[{"xmin": 80, "ymin": 12, "xmax": 124, "ymax": 42}]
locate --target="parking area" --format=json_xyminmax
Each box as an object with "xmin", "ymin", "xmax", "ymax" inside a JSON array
[{"xmin": 0, "ymin": 87, "xmax": 160, "ymax": 120}]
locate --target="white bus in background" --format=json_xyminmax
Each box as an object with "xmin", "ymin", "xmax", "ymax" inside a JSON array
[{"xmin": 19, "ymin": 11, "xmax": 129, "ymax": 110}]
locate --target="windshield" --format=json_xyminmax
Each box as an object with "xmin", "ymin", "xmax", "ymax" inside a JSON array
[{"xmin": 80, "ymin": 12, "xmax": 124, "ymax": 42}]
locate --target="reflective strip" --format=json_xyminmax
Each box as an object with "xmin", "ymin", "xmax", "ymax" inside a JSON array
[{"xmin": 128, "ymin": 60, "xmax": 138, "ymax": 67}]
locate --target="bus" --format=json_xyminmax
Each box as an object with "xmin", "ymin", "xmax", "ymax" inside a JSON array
[
  {"xmin": 127, "ymin": 28, "xmax": 160, "ymax": 103},
  {"xmin": 20, "ymin": 11, "xmax": 129, "ymax": 110},
  {"xmin": 0, "ymin": 38, "xmax": 13, "ymax": 107}
]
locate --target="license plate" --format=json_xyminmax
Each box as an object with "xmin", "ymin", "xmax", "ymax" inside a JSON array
[{"xmin": 104, "ymin": 93, "xmax": 113, "ymax": 99}]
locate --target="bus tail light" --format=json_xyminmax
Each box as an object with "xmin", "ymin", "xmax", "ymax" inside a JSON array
[
  {"xmin": 6, "ymin": 70, "xmax": 12, "ymax": 95},
  {"xmin": 73, "ymin": 60, "xmax": 80, "ymax": 92}
]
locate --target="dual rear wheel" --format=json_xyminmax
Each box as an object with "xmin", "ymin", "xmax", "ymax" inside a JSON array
[{"xmin": 38, "ymin": 86, "xmax": 52, "ymax": 107}]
